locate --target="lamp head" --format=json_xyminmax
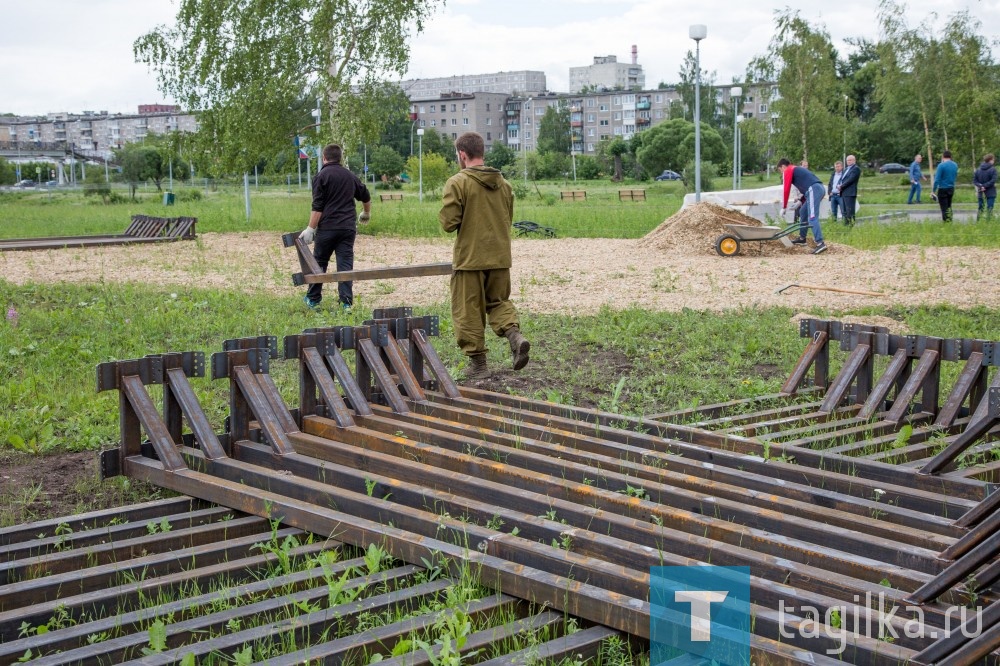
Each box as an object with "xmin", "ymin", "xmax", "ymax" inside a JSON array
[
  {"xmin": 689, "ymin": 24, "xmax": 707, "ymax": 41},
  {"xmin": 417, "ymin": 128, "xmax": 424, "ymax": 136},
  {"xmin": 731, "ymin": 86, "xmax": 742, "ymax": 97}
]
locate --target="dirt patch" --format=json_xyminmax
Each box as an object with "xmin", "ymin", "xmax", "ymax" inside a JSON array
[
  {"xmin": 2, "ymin": 232, "xmax": 999, "ymax": 315},
  {"xmin": 1, "ymin": 450, "xmax": 98, "ymax": 524}
]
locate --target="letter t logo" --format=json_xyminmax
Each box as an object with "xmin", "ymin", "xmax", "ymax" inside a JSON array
[{"xmin": 675, "ymin": 590, "xmax": 729, "ymax": 642}]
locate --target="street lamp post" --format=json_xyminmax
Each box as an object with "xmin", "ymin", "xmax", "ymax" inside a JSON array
[
  {"xmin": 842, "ymin": 94, "xmax": 849, "ymax": 168},
  {"xmin": 736, "ymin": 116, "xmax": 744, "ymax": 189},
  {"xmin": 571, "ymin": 150, "xmax": 577, "ymax": 182},
  {"xmin": 417, "ymin": 128, "xmax": 425, "ymax": 202},
  {"xmin": 690, "ymin": 24, "xmax": 708, "ymax": 203},
  {"xmin": 731, "ymin": 86, "xmax": 742, "ymax": 190}
]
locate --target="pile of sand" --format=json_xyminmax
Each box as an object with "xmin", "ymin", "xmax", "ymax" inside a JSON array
[{"xmin": 642, "ymin": 202, "xmax": 800, "ymax": 257}]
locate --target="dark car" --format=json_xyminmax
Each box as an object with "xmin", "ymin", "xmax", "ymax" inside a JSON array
[
  {"xmin": 878, "ymin": 163, "xmax": 908, "ymax": 174},
  {"xmin": 654, "ymin": 169, "xmax": 682, "ymax": 181},
  {"xmin": 16, "ymin": 179, "xmax": 36, "ymax": 188}
]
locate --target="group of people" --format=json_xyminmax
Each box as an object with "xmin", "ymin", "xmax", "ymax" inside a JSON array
[
  {"xmin": 298, "ymin": 132, "xmax": 529, "ymax": 381},
  {"xmin": 907, "ymin": 152, "xmax": 996, "ymax": 221}
]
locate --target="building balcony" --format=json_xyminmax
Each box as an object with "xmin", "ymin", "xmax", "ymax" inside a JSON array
[
  {"xmin": 636, "ymin": 117, "xmax": 651, "ymax": 125},
  {"xmin": 570, "ymin": 120, "xmax": 583, "ymax": 127},
  {"xmin": 507, "ymin": 123, "xmax": 519, "ymax": 131},
  {"xmin": 636, "ymin": 101, "xmax": 651, "ymax": 110}
]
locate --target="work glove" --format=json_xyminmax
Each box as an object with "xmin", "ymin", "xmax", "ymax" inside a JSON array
[
  {"xmin": 299, "ymin": 226, "xmax": 316, "ymax": 244},
  {"xmin": 359, "ymin": 211, "xmax": 371, "ymax": 224}
]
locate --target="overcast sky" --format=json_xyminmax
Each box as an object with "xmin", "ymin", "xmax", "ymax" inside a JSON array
[{"xmin": 2, "ymin": 0, "xmax": 997, "ymax": 116}]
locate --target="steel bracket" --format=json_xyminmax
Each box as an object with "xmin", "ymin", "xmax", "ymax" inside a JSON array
[
  {"xmin": 223, "ymin": 335, "xmax": 279, "ymax": 359},
  {"xmin": 211, "ymin": 349, "xmax": 269, "ymax": 380},
  {"xmin": 96, "ymin": 356, "xmax": 164, "ymax": 392}
]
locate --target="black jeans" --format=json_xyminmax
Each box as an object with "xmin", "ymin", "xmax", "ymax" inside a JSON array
[
  {"xmin": 307, "ymin": 228, "xmax": 356, "ymax": 306},
  {"xmin": 937, "ymin": 188, "xmax": 954, "ymax": 221},
  {"xmin": 841, "ymin": 195, "xmax": 857, "ymax": 225}
]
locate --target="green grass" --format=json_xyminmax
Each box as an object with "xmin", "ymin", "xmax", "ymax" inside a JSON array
[{"xmin": 4, "ymin": 278, "xmax": 1000, "ymax": 455}]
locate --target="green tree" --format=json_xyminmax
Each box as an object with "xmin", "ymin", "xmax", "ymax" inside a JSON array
[
  {"xmin": 0, "ymin": 157, "xmax": 15, "ymax": 185},
  {"xmin": 404, "ymin": 152, "xmax": 451, "ymax": 196},
  {"xmin": 605, "ymin": 137, "xmax": 629, "ymax": 181},
  {"xmin": 135, "ymin": 0, "xmax": 443, "ymax": 174},
  {"xmin": 369, "ymin": 145, "xmax": 404, "ymax": 181},
  {"xmin": 484, "ymin": 142, "xmax": 517, "ymax": 171},
  {"xmin": 574, "ymin": 154, "xmax": 602, "ymax": 180},
  {"xmin": 633, "ymin": 118, "xmax": 726, "ymax": 175},
  {"xmin": 536, "ymin": 106, "xmax": 570, "ymax": 155},
  {"xmin": 115, "ymin": 144, "xmax": 166, "ymax": 198},
  {"xmin": 417, "ymin": 128, "xmax": 452, "ymax": 164},
  {"xmin": 750, "ymin": 10, "xmax": 844, "ymax": 166},
  {"xmin": 676, "ymin": 51, "xmax": 718, "ymax": 127}
]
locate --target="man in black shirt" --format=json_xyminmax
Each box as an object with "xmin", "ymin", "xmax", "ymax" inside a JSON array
[{"xmin": 299, "ymin": 144, "xmax": 372, "ymax": 310}]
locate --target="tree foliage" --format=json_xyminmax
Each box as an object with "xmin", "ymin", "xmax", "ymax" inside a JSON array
[
  {"xmin": 115, "ymin": 143, "xmax": 167, "ymax": 198},
  {"xmin": 404, "ymin": 152, "xmax": 451, "ymax": 196},
  {"xmin": 677, "ymin": 51, "xmax": 718, "ymax": 126},
  {"xmin": 369, "ymin": 145, "xmax": 404, "ymax": 180},
  {"xmin": 633, "ymin": 119, "xmax": 726, "ymax": 175},
  {"xmin": 135, "ymin": 0, "xmax": 443, "ymax": 173},
  {"xmin": 536, "ymin": 106, "xmax": 570, "ymax": 155},
  {"xmin": 484, "ymin": 142, "xmax": 517, "ymax": 171}
]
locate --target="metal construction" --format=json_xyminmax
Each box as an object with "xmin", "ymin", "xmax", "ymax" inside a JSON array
[
  {"xmin": 18, "ymin": 312, "xmax": 1000, "ymax": 664},
  {"xmin": 282, "ymin": 232, "xmax": 452, "ymax": 288},
  {"xmin": 0, "ymin": 215, "xmax": 196, "ymax": 252}
]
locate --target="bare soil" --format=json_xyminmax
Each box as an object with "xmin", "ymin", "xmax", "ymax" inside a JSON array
[{"xmin": 1, "ymin": 212, "xmax": 997, "ymax": 313}]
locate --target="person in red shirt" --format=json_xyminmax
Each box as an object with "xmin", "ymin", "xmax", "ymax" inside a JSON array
[{"xmin": 779, "ymin": 158, "xmax": 827, "ymax": 255}]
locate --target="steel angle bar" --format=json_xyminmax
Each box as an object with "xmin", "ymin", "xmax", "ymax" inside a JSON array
[
  {"xmin": 248, "ymin": 595, "xmax": 521, "ymax": 666},
  {"xmin": 414, "ymin": 390, "xmax": 983, "ymax": 516},
  {"xmin": 725, "ymin": 405, "xmax": 861, "ymax": 438},
  {"xmin": 935, "ymin": 352, "xmax": 989, "ymax": 427},
  {"xmin": 910, "ymin": 598, "xmax": 1000, "ymax": 666},
  {"xmin": 906, "ymin": 529, "xmax": 1000, "ymax": 605},
  {"xmin": 357, "ymin": 337, "xmax": 409, "ymax": 413},
  {"xmin": 211, "ymin": 348, "xmax": 294, "ymax": 454},
  {"xmin": 957, "ymin": 487, "xmax": 1000, "ymax": 530},
  {"xmin": 647, "ymin": 387, "xmax": 824, "ymax": 422},
  {"xmin": 819, "ymin": 342, "xmax": 873, "ymax": 413},
  {"xmin": 0, "ymin": 496, "xmax": 203, "ymax": 547},
  {"xmin": 121, "ymin": 457, "xmax": 654, "ymax": 639},
  {"xmin": 781, "ymin": 328, "xmax": 831, "ymax": 394},
  {"xmin": 163, "ymin": 367, "xmax": 228, "ymax": 459},
  {"xmin": 691, "ymin": 400, "xmax": 827, "ymax": 429},
  {"xmin": 0, "ymin": 505, "xmax": 232, "ymax": 561},
  {"xmin": 473, "ymin": 625, "xmax": 622, "ymax": 666},
  {"xmin": 771, "ymin": 412, "xmax": 935, "ymax": 451},
  {"xmin": 343, "ymin": 403, "xmax": 960, "ymax": 544},
  {"xmin": 886, "ymin": 348, "xmax": 943, "ymax": 424},
  {"xmin": 381, "ymin": 331, "xmax": 427, "ymax": 402},
  {"xmin": 447, "ymin": 388, "xmax": 989, "ymax": 503},
  {"xmin": 941, "ymin": 509, "xmax": 1000, "ymax": 561},
  {"xmin": 297, "ymin": 262, "xmax": 453, "ymax": 284},
  {"xmin": 67, "ymin": 567, "xmax": 425, "ymax": 665},
  {"xmin": 235, "ymin": 439, "xmax": 933, "ymax": 611},
  {"xmin": 0, "ymin": 549, "xmax": 352, "ymax": 663},
  {"xmin": 411, "ymin": 328, "xmax": 462, "ymax": 398},
  {"xmin": 296, "ymin": 418, "xmax": 945, "ymax": 584},
  {"xmin": 921, "ymin": 388, "xmax": 1000, "ymax": 475}
]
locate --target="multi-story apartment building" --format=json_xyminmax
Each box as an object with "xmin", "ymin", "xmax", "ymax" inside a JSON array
[
  {"xmin": 2, "ymin": 108, "xmax": 198, "ymax": 158},
  {"xmin": 408, "ymin": 92, "xmax": 510, "ymax": 150},
  {"xmin": 400, "ymin": 71, "xmax": 547, "ymax": 99},
  {"xmin": 569, "ymin": 49, "xmax": 646, "ymax": 93}
]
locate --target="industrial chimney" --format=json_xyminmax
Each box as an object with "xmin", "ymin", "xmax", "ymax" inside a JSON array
[{"xmin": 631, "ymin": 44, "xmax": 637, "ymax": 65}]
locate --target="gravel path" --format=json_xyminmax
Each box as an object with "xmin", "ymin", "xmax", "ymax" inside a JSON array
[{"xmin": 1, "ymin": 232, "xmax": 998, "ymax": 313}]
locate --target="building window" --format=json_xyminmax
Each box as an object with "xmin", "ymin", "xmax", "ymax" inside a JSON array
[
  {"xmin": 536, "ymin": 107, "xmax": 544, "ymax": 115},
  {"xmin": 759, "ymin": 104, "xmax": 768, "ymax": 114},
  {"xmin": 451, "ymin": 118, "xmax": 457, "ymax": 126},
  {"xmin": 430, "ymin": 105, "xmax": 436, "ymax": 112},
  {"xmin": 486, "ymin": 118, "xmax": 492, "ymax": 125},
  {"xmin": 624, "ymin": 110, "xmax": 634, "ymax": 119},
  {"xmin": 600, "ymin": 104, "xmax": 608, "ymax": 111},
  {"xmin": 525, "ymin": 131, "xmax": 531, "ymax": 139},
  {"xmin": 613, "ymin": 96, "xmax": 620, "ymax": 105},
  {"xmin": 461, "ymin": 103, "xmax": 467, "ymax": 111},
  {"xmin": 486, "ymin": 103, "xmax": 490, "ymax": 111},
  {"xmin": 587, "ymin": 143, "xmax": 594, "ymax": 152},
  {"xmin": 462, "ymin": 118, "xmax": 469, "ymax": 125},
  {"xmin": 623, "ymin": 94, "xmax": 634, "ymax": 104},
  {"xmin": 587, "ymin": 128, "xmax": 595, "ymax": 137},
  {"xmin": 509, "ymin": 129, "xmax": 518, "ymax": 138},
  {"xmin": 450, "ymin": 104, "xmax": 456, "ymax": 111},
  {"xmin": 655, "ymin": 94, "xmax": 663, "ymax": 103},
  {"xmin": 587, "ymin": 113, "xmax": 595, "ymax": 122},
  {"xmin": 614, "ymin": 112, "xmax": 621, "ymax": 120},
  {"xmin": 452, "ymin": 133, "xmax": 457, "ymax": 139},
  {"xmin": 614, "ymin": 127, "xmax": 622, "ymax": 135},
  {"xmin": 430, "ymin": 120, "xmax": 437, "ymax": 127},
  {"xmin": 487, "ymin": 132, "xmax": 491, "ymax": 140},
  {"xmin": 599, "ymin": 119, "xmax": 609, "ymax": 126},
  {"xmin": 587, "ymin": 99, "xmax": 595, "ymax": 107},
  {"xmin": 420, "ymin": 119, "xmax": 426, "ymax": 127}
]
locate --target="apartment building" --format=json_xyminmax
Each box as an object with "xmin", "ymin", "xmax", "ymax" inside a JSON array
[
  {"xmin": 3, "ymin": 108, "xmax": 198, "ymax": 157},
  {"xmin": 400, "ymin": 71, "xmax": 547, "ymax": 99},
  {"xmin": 569, "ymin": 49, "xmax": 646, "ymax": 93},
  {"xmin": 408, "ymin": 92, "xmax": 511, "ymax": 150}
]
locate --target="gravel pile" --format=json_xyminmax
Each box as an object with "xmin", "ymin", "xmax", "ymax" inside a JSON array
[{"xmin": 642, "ymin": 202, "xmax": 806, "ymax": 257}]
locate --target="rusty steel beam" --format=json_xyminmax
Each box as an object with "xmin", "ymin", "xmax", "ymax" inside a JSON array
[
  {"xmin": 886, "ymin": 348, "xmax": 942, "ymax": 424},
  {"xmin": 819, "ymin": 342, "xmax": 873, "ymax": 413},
  {"xmin": 921, "ymin": 388, "xmax": 1000, "ymax": 475},
  {"xmin": 781, "ymin": 329, "xmax": 830, "ymax": 394},
  {"xmin": 297, "ymin": 262, "xmax": 453, "ymax": 285}
]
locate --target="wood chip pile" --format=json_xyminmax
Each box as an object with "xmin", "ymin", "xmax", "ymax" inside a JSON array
[{"xmin": 642, "ymin": 202, "xmax": 796, "ymax": 256}]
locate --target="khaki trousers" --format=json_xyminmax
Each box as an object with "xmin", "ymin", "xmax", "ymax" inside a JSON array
[{"xmin": 450, "ymin": 269, "xmax": 519, "ymax": 356}]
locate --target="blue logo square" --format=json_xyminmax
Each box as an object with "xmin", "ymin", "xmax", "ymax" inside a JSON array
[{"xmin": 650, "ymin": 565, "xmax": 751, "ymax": 666}]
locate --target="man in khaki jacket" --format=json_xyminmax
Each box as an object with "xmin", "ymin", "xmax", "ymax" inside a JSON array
[{"xmin": 439, "ymin": 132, "xmax": 529, "ymax": 379}]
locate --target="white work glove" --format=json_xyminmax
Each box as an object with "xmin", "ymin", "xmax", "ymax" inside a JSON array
[
  {"xmin": 359, "ymin": 211, "xmax": 371, "ymax": 224},
  {"xmin": 299, "ymin": 226, "xmax": 315, "ymax": 244}
]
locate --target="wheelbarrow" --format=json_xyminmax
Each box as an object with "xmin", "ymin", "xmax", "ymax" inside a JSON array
[{"xmin": 714, "ymin": 221, "xmax": 802, "ymax": 257}]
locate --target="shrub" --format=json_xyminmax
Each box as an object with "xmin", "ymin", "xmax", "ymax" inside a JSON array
[{"xmin": 682, "ymin": 161, "xmax": 720, "ymax": 193}]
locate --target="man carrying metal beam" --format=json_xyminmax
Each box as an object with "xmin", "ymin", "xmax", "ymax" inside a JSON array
[{"xmin": 439, "ymin": 132, "xmax": 530, "ymax": 380}]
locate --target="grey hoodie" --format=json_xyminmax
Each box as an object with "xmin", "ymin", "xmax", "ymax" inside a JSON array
[{"xmin": 974, "ymin": 162, "xmax": 997, "ymax": 198}]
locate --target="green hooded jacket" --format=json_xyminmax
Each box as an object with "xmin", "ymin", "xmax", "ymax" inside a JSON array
[{"xmin": 439, "ymin": 166, "xmax": 514, "ymax": 271}]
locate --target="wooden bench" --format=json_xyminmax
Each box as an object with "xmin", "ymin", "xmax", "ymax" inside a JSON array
[
  {"xmin": 560, "ymin": 190, "xmax": 587, "ymax": 201},
  {"xmin": 379, "ymin": 193, "xmax": 404, "ymax": 202},
  {"xmin": 618, "ymin": 189, "xmax": 646, "ymax": 202}
]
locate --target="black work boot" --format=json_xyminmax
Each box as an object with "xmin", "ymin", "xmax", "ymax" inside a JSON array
[
  {"xmin": 464, "ymin": 353, "xmax": 491, "ymax": 380},
  {"xmin": 504, "ymin": 325, "xmax": 531, "ymax": 371}
]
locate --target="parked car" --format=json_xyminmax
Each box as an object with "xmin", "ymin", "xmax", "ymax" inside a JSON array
[
  {"xmin": 878, "ymin": 163, "xmax": 908, "ymax": 174},
  {"xmin": 654, "ymin": 169, "xmax": 682, "ymax": 181},
  {"xmin": 16, "ymin": 179, "xmax": 36, "ymax": 188},
  {"xmin": 44, "ymin": 180, "xmax": 58, "ymax": 187}
]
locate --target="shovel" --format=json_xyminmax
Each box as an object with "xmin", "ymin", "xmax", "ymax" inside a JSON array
[{"xmin": 775, "ymin": 283, "xmax": 887, "ymax": 296}]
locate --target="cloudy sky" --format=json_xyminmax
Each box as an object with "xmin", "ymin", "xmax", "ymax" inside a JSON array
[{"xmin": 2, "ymin": 0, "xmax": 997, "ymax": 116}]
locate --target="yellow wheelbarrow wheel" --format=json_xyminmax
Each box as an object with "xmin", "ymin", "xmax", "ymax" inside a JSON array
[{"xmin": 714, "ymin": 234, "xmax": 741, "ymax": 257}]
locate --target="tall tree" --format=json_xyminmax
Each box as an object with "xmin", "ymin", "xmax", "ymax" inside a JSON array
[
  {"xmin": 750, "ymin": 10, "xmax": 843, "ymax": 166},
  {"xmin": 633, "ymin": 118, "xmax": 726, "ymax": 175},
  {"xmin": 536, "ymin": 106, "xmax": 570, "ymax": 155},
  {"xmin": 369, "ymin": 145, "xmax": 404, "ymax": 181},
  {"xmin": 676, "ymin": 51, "xmax": 718, "ymax": 127},
  {"xmin": 135, "ymin": 0, "xmax": 443, "ymax": 174}
]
